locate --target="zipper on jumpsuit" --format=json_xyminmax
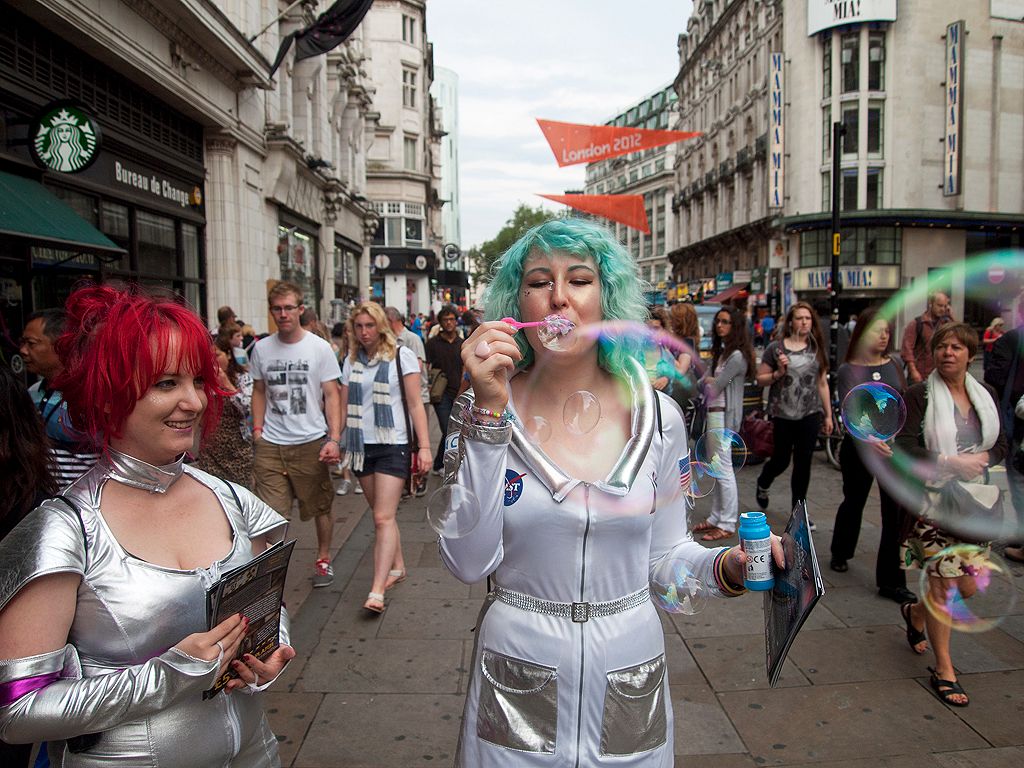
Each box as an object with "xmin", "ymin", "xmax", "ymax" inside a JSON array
[
  {"xmin": 223, "ymin": 694, "xmax": 241, "ymax": 764},
  {"xmin": 574, "ymin": 483, "xmax": 592, "ymax": 768}
]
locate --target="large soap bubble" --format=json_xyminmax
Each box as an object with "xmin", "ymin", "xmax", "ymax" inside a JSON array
[
  {"xmin": 917, "ymin": 546, "xmax": 1018, "ymax": 633},
  {"xmin": 651, "ymin": 557, "xmax": 709, "ymax": 615},
  {"xmin": 563, "ymin": 390, "xmax": 601, "ymax": 435},
  {"xmin": 694, "ymin": 428, "xmax": 748, "ymax": 477},
  {"xmin": 842, "ymin": 383, "xmax": 907, "ymax": 442},
  {"xmin": 426, "ymin": 484, "xmax": 481, "ymax": 539},
  {"xmin": 688, "ymin": 460, "xmax": 716, "ymax": 499},
  {"xmin": 522, "ymin": 415, "xmax": 552, "ymax": 445}
]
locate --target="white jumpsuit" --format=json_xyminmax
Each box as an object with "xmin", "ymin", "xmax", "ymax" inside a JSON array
[{"xmin": 441, "ymin": 359, "xmax": 735, "ymax": 767}]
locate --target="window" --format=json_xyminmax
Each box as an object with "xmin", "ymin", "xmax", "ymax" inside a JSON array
[
  {"xmin": 404, "ymin": 218, "xmax": 423, "ymax": 246},
  {"xmin": 841, "ymin": 104, "xmax": 858, "ymax": 156},
  {"xmin": 841, "ymin": 33, "xmax": 859, "ymax": 93},
  {"xmin": 868, "ymin": 32, "xmax": 885, "ymax": 91},
  {"xmin": 137, "ymin": 211, "xmax": 176, "ymax": 278},
  {"xmin": 386, "ymin": 217, "xmax": 403, "ymax": 245},
  {"xmin": 822, "ymin": 106, "xmax": 832, "ymax": 163},
  {"xmin": 277, "ymin": 225, "xmax": 319, "ymax": 308},
  {"xmin": 402, "ymin": 69, "xmax": 417, "ymax": 108},
  {"xmin": 822, "ymin": 37, "xmax": 832, "ymax": 99},
  {"xmin": 402, "ymin": 14, "xmax": 416, "ymax": 44},
  {"xmin": 799, "ymin": 227, "xmax": 900, "ymax": 267},
  {"xmin": 866, "ymin": 168, "xmax": 882, "ymax": 209},
  {"xmin": 821, "ymin": 171, "xmax": 831, "ymax": 212},
  {"xmin": 371, "ymin": 202, "xmax": 425, "ymax": 248},
  {"xmin": 842, "ymin": 169, "xmax": 858, "ymax": 211},
  {"xmin": 867, "ymin": 102, "xmax": 883, "ymax": 155},
  {"xmin": 404, "ymin": 136, "xmax": 417, "ymax": 170},
  {"xmin": 630, "ymin": 169, "xmax": 639, "ymax": 183}
]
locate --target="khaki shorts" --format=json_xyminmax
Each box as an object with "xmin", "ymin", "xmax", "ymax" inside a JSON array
[{"xmin": 253, "ymin": 436, "xmax": 333, "ymax": 521}]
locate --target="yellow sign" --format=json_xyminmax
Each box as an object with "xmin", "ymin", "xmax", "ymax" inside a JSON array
[{"xmin": 832, "ymin": 233, "xmax": 841, "ymax": 256}]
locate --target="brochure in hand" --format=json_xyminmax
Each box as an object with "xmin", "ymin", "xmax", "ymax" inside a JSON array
[
  {"xmin": 763, "ymin": 500, "xmax": 825, "ymax": 687},
  {"xmin": 203, "ymin": 539, "xmax": 296, "ymax": 699}
]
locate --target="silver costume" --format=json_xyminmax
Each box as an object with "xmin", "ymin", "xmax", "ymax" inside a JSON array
[
  {"xmin": 0, "ymin": 450, "xmax": 290, "ymax": 767},
  {"xmin": 441, "ymin": 359, "xmax": 740, "ymax": 767}
]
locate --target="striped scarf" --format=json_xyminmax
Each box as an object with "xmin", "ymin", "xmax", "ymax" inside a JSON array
[{"xmin": 345, "ymin": 349, "xmax": 396, "ymax": 471}]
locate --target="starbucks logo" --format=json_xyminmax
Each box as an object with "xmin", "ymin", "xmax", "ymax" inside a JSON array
[{"xmin": 31, "ymin": 104, "xmax": 101, "ymax": 173}]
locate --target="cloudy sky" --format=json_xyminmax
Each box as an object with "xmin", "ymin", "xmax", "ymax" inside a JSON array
[{"xmin": 426, "ymin": 0, "xmax": 693, "ymax": 249}]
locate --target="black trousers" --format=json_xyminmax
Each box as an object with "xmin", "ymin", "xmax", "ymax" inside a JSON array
[
  {"xmin": 830, "ymin": 436, "xmax": 908, "ymax": 590},
  {"xmin": 757, "ymin": 413, "xmax": 820, "ymax": 510}
]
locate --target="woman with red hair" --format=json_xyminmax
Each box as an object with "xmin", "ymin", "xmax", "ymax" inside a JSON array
[{"xmin": 0, "ymin": 284, "xmax": 295, "ymax": 766}]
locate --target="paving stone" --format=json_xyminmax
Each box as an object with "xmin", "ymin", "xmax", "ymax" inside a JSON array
[
  {"xmin": 673, "ymin": 755, "xmax": 757, "ymax": 768},
  {"xmin": 298, "ymin": 637, "xmax": 464, "ymax": 694},
  {"xmin": 687, "ymin": 634, "xmax": 808, "ymax": 691},
  {"xmin": 787, "ymin": 626, "xmax": 931, "ymax": 684},
  {"xmin": 664, "ymin": 633, "xmax": 707, "ymax": 687},
  {"xmin": 816, "ymin": 585, "xmax": 907, "ymax": 627},
  {"xmin": 293, "ymin": 693, "xmax": 463, "ymax": 767},
  {"xmin": 941, "ymin": 670, "xmax": 1024, "ymax": 747},
  {"xmin": 670, "ymin": 589, "xmax": 844, "ymax": 639},
  {"xmin": 934, "ymin": 746, "xmax": 1024, "ymax": 767},
  {"xmin": 998, "ymin": 614, "xmax": 1024, "ymax": 644},
  {"xmin": 948, "ymin": 627, "xmax": 1024, "ymax": 674},
  {"xmin": 672, "ymin": 684, "xmax": 745, "ymax": 755},
  {"xmin": 781, "ymin": 756, "xmax": 938, "ymax": 768},
  {"xmin": 262, "ymin": 691, "xmax": 323, "ymax": 767},
  {"xmin": 719, "ymin": 680, "xmax": 988, "ymax": 764},
  {"xmin": 377, "ymin": 596, "xmax": 484, "ymax": 640}
]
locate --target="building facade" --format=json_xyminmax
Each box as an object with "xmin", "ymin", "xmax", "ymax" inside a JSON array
[
  {"xmin": 670, "ymin": 0, "xmax": 1024, "ymax": 327},
  {"xmin": 584, "ymin": 84, "xmax": 679, "ymax": 304},
  {"xmin": 0, "ymin": 0, "xmax": 383, "ymax": 348}
]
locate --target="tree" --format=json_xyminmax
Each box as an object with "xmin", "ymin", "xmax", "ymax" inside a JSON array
[{"xmin": 472, "ymin": 204, "xmax": 553, "ymax": 284}]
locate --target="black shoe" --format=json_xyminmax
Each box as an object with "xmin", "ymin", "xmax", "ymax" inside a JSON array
[
  {"xmin": 829, "ymin": 558, "xmax": 848, "ymax": 572},
  {"xmin": 755, "ymin": 484, "xmax": 769, "ymax": 510},
  {"xmin": 879, "ymin": 586, "xmax": 917, "ymax": 604}
]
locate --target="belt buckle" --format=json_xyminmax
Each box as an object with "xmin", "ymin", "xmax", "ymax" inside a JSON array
[{"xmin": 571, "ymin": 602, "xmax": 590, "ymax": 623}]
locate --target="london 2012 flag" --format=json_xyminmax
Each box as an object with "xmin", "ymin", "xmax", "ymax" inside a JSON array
[
  {"xmin": 537, "ymin": 194, "xmax": 650, "ymax": 234},
  {"xmin": 537, "ymin": 119, "xmax": 701, "ymax": 168}
]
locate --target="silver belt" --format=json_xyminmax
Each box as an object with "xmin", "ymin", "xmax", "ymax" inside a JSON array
[{"xmin": 492, "ymin": 585, "xmax": 650, "ymax": 623}]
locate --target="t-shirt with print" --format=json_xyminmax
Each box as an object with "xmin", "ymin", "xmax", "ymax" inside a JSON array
[
  {"xmin": 340, "ymin": 346, "xmax": 419, "ymax": 445},
  {"xmin": 250, "ymin": 331, "xmax": 339, "ymax": 445},
  {"xmin": 762, "ymin": 340, "xmax": 823, "ymax": 420},
  {"xmin": 397, "ymin": 327, "xmax": 429, "ymax": 403}
]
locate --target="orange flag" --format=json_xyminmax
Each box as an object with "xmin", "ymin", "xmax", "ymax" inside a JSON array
[
  {"xmin": 538, "ymin": 194, "xmax": 650, "ymax": 234},
  {"xmin": 537, "ymin": 119, "xmax": 701, "ymax": 167}
]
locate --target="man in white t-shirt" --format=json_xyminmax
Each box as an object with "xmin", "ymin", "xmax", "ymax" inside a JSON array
[{"xmin": 250, "ymin": 282, "xmax": 343, "ymax": 588}]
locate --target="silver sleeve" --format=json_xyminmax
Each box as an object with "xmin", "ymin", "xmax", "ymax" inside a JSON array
[{"xmin": 0, "ymin": 644, "xmax": 218, "ymax": 744}]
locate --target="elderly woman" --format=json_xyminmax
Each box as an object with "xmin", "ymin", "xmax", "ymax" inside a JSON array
[
  {"xmin": 0, "ymin": 285, "xmax": 295, "ymax": 766},
  {"xmin": 439, "ymin": 219, "xmax": 780, "ymax": 767},
  {"xmin": 895, "ymin": 323, "xmax": 1006, "ymax": 707}
]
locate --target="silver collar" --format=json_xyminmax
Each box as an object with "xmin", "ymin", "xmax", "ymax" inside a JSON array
[
  {"xmin": 103, "ymin": 448, "xmax": 185, "ymax": 494},
  {"xmin": 508, "ymin": 357, "xmax": 656, "ymax": 502}
]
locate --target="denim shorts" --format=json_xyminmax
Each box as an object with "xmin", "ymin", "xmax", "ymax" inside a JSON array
[{"xmin": 353, "ymin": 443, "xmax": 410, "ymax": 479}]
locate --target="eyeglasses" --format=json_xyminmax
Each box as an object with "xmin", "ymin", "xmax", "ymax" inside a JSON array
[{"xmin": 270, "ymin": 305, "xmax": 301, "ymax": 314}]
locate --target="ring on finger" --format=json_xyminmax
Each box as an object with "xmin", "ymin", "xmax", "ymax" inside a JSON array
[{"xmin": 474, "ymin": 340, "xmax": 491, "ymax": 358}]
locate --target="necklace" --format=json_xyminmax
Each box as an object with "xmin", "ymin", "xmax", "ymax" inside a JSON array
[{"xmin": 105, "ymin": 448, "xmax": 185, "ymax": 493}]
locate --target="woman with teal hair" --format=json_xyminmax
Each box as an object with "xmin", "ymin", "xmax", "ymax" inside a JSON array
[{"xmin": 436, "ymin": 218, "xmax": 780, "ymax": 767}]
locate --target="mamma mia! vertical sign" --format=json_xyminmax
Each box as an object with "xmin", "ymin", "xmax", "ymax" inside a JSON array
[
  {"xmin": 769, "ymin": 52, "xmax": 784, "ymax": 210},
  {"xmin": 944, "ymin": 20, "xmax": 965, "ymax": 197}
]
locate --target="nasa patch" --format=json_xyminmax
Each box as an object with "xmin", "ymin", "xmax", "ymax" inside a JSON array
[{"xmin": 504, "ymin": 468, "xmax": 527, "ymax": 506}]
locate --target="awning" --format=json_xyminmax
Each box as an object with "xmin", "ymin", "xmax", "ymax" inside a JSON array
[
  {"xmin": 0, "ymin": 171, "xmax": 125, "ymax": 255},
  {"xmin": 705, "ymin": 283, "xmax": 750, "ymax": 304}
]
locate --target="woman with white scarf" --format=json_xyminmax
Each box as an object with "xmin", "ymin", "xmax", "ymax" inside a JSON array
[
  {"xmin": 340, "ymin": 302, "xmax": 432, "ymax": 614},
  {"xmin": 893, "ymin": 323, "xmax": 1006, "ymax": 707}
]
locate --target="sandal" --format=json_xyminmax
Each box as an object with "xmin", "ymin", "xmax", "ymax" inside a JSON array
[
  {"xmin": 692, "ymin": 520, "xmax": 716, "ymax": 533},
  {"xmin": 363, "ymin": 592, "xmax": 386, "ymax": 615},
  {"xmin": 385, "ymin": 569, "xmax": 407, "ymax": 590},
  {"xmin": 900, "ymin": 601, "xmax": 928, "ymax": 655},
  {"xmin": 701, "ymin": 527, "xmax": 734, "ymax": 541},
  {"xmin": 929, "ymin": 667, "xmax": 969, "ymax": 707}
]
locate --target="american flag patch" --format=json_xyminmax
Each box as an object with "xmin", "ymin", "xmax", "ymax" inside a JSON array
[{"xmin": 678, "ymin": 455, "xmax": 691, "ymax": 490}]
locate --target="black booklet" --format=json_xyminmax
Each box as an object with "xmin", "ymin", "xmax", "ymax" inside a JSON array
[
  {"xmin": 763, "ymin": 500, "xmax": 825, "ymax": 687},
  {"xmin": 203, "ymin": 539, "xmax": 296, "ymax": 699}
]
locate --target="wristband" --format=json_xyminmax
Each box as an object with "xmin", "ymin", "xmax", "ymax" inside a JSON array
[{"xmin": 713, "ymin": 546, "xmax": 747, "ymax": 596}]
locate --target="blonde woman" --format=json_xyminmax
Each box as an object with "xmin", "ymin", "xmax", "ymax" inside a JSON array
[{"xmin": 339, "ymin": 302, "xmax": 432, "ymax": 614}]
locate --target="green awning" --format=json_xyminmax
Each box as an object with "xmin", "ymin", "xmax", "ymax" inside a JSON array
[{"xmin": 0, "ymin": 171, "xmax": 125, "ymax": 255}]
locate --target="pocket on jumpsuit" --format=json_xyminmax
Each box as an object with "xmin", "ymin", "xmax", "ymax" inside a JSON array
[
  {"xmin": 600, "ymin": 654, "xmax": 667, "ymax": 756},
  {"xmin": 477, "ymin": 649, "xmax": 558, "ymax": 753}
]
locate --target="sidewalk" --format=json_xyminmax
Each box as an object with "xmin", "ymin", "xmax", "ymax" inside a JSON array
[{"xmin": 267, "ymin": 443, "xmax": 1024, "ymax": 767}]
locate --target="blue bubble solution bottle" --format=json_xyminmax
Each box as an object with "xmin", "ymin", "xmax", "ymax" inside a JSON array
[{"xmin": 738, "ymin": 511, "xmax": 774, "ymax": 591}]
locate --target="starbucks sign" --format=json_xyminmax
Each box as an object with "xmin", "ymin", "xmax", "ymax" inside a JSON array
[{"xmin": 30, "ymin": 103, "xmax": 102, "ymax": 173}]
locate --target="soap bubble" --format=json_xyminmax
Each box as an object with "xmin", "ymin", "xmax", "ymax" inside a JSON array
[
  {"xmin": 917, "ymin": 546, "xmax": 1017, "ymax": 633},
  {"xmin": 694, "ymin": 428, "xmax": 748, "ymax": 477},
  {"xmin": 651, "ymin": 558, "xmax": 709, "ymax": 615},
  {"xmin": 688, "ymin": 460, "xmax": 716, "ymax": 499},
  {"xmin": 522, "ymin": 415, "xmax": 552, "ymax": 444},
  {"xmin": 426, "ymin": 484, "xmax": 481, "ymax": 539},
  {"xmin": 563, "ymin": 390, "xmax": 601, "ymax": 435},
  {"xmin": 842, "ymin": 383, "xmax": 907, "ymax": 442},
  {"xmin": 537, "ymin": 320, "xmax": 578, "ymax": 352}
]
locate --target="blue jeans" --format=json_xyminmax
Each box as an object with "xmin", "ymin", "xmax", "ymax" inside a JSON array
[{"xmin": 433, "ymin": 392, "xmax": 455, "ymax": 471}]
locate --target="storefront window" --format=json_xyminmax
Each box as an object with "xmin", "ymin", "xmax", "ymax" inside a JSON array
[
  {"xmin": 182, "ymin": 223, "xmax": 200, "ymax": 279},
  {"xmin": 800, "ymin": 227, "xmax": 901, "ymax": 267},
  {"xmin": 277, "ymin": 224, "xmax": 319, "ymax": 307},
  {"xmin": 100, "ymin": 202, "xmax": 130, "ymax": 272},
  {"xmin": 137, "ymin": 210, "xmax": 177, "ymax": 278}
]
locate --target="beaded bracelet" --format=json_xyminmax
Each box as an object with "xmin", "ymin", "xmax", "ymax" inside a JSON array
[
  {"xmin": 468, "ymin": 404, "xmax": 505, "ymax": 419},
  {"xmin": 712, "ymin": 546, "xmax": 746, "ymax": 597},
  {"xmin": 463, "ymin": 405, "xmax": 514, "ymax": 426}
]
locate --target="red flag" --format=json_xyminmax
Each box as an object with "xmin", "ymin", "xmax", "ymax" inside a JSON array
[
  {"xmin": 537, "ymin": 119, "xmax": 701, "ymax": 168},
  {"xmin": 538, "ymin": 194, "xmax": 650, "ymax": 234}
]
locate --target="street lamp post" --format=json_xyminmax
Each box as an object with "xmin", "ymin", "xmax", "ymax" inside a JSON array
[{"xmin": 829, "ymin": 121, "xmax": 846, "ymax": 392}]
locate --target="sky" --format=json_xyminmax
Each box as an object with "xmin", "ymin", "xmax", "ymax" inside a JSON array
[{"xmin": 426, "ymin": 0, "xmax": 693, "ymax": 250}]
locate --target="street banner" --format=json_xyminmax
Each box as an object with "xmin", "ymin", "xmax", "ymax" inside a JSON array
[
  {"xmin": 270, "ymin": 0, "xmax": 374, "ymax": 77},
  {"xmin": 538, "ymin": 193, "xmax": 650, "ymax": 234},
  {"xmin": 537, "ymin": 119, "xmax": 700, "ymax": 167}
]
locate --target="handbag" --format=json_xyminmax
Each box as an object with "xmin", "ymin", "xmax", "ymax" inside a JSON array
[
  {"xmin": 925, "ymin": 478, "xmax": 1004, "ymax": 544},
  {"xmin": 741, "ymin": 409, "xmax": 774, "ymax": 457},
  {"xmin": 428, "ymin": 367, "xmax": 448, "ymax": 404}
]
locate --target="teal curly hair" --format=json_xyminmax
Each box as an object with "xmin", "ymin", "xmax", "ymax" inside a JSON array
[{"xmin": 482, "ymin": 218, "xmax": 648, "ymax": 375}]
